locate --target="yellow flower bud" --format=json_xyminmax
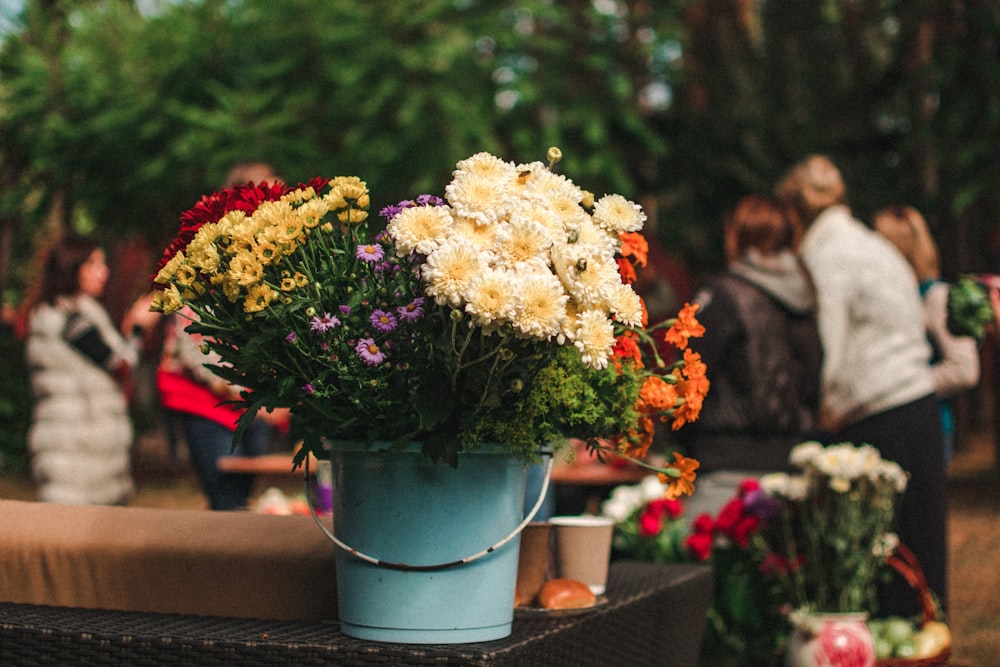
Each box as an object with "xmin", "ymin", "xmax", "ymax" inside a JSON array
[{"xmin": 547, "ymin": 146, "xmax": 562, "ymax": 168}]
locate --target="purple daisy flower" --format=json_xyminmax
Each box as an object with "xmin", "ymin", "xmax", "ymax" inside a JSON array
[
  {"xmin": 356, "ymin": 243, "xmax": 385, "ymax": 263},
  {"xmin": 370, "ymin": 309, "xmax": 398, "ymax": 332},
  {"xmin": 379, "ymin": 203, "xmax": 405, "ymax": 220},
  {"xmin": 415, "ymin": 194, "xmax": 445, "ymax": 206},
  {"xmin": 339, "ymin": 304, "xmax": 352, "ymax": 315},
  {"xmin": 397, "ymin": 297, "xmax": 425, "ymax": 323},
  {"xmin": 743, "ymin": 489, "xmax": 782, "ymax": 521},
  {"xmin": 285, "ymin": 332, "xmax": 298, "ymax": 343},
  {"xmin": 302, "ymin": 383, "xmax": 315, "ymax": 395},
  {"xmin": 355, "ymin": 337, "xmax": 386, "ymax": 366},
  {"xmin": 310, "ymin": 312, "xmax": 341, "ymax": 333}
]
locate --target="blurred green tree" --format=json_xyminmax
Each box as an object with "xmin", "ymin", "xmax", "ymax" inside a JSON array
[{"xmin": 0, "ymin": 0, "xmax": 997, "ymax": 470}]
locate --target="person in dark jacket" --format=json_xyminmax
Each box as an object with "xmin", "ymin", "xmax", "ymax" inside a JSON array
[{"xmin": 678, "ymin": 194, "xmax": 823, "ymax": 520}]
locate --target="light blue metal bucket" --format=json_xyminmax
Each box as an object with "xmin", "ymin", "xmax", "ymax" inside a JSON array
[{"xmin": 313, "ymin": 442, "xmax": 551, "ymax": 644}]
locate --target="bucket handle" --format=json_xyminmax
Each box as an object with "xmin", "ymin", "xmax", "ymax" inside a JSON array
[{"xmin": 305, "ymin": 453, "xmax": 554, "ymax": 572}]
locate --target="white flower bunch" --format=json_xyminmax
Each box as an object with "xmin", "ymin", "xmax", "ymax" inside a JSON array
[
  {"xmin": 756, "ymin": 441, "xmax": 909, "ymax": 612},
  {"xmin": 387, "ymin": 151, "xmax": 645, "ymax": 369},
  {"xmin": 601, "ymin": 475, "xmax": 671, "ymax": 523},
  {"xmin": 790, "ymin": 441, "xmax": 909, "ymax": 495}
]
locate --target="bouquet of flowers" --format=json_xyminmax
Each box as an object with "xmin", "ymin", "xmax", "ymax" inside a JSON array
[
  {"xmin": 947, "ymin": 274, "xmax": 997, "ymax": 340},
  {"xmin": 151, "ymin": 148, "xmax": 707, "ymax": 493},
  {"xmin": 686, "ymin": 479, "xmax": 788, "ymax": 666},
  {"xmin": 755, "ymin": 441, "xmax": 908, "ymax": 614},
  {"xmin": 601, "ymin": 475, "xmax": 689, "ymax": 562}
]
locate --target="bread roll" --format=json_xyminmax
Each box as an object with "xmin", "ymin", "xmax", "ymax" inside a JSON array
[{"xmin": 538, "ymin": 578, "xmax": 597, "ymax": 609}]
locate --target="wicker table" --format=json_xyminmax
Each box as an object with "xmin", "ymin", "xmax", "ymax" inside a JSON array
[{"xmin": 0, "ymin": 561, "xmax": 711, "ymax": 666}]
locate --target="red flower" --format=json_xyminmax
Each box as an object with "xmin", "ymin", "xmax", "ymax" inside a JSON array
[
  {"xmin": 152, "ymin": 178, "xmax": 329, "ymax": 281},
  {"xmin": 738, "ymin": 478, "xmax": 761, "ymax": 497},
  {"xmin": 691, "ymin": 513, "xmax": 715, "ymax": 534},
  {"xmin": 638, "ymin": 507, "xmax": 662, "ymax": 538},
  {"xmin": 648, "ymin": 497, "xmax": 683, "ymax": 520},
  {"xmin": 714, "ymin": 497, "xmax": 746, "ymax": 536},
  {"xmin": 685, "ymin": 531, "xmax": 713, "ymax": 562},
  {"xmin": 611, "ymin": 333, "xmax": 643, "ymax": 369},
  {"xmin": 731, "ymin": 515, "xmax": 761, "ymax": 548},
  {"xmin": 759, "ymin": 554, "xmax": 805, "ymax": 577}
]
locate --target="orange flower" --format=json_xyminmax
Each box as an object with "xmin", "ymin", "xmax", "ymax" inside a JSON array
[
  {"xmin": 658, "ymin": 452, "xmax": 699, "ymax": 500},
  {"xmin": 668, "ymin": 350, "xmax": 709, "ymax": 430},
  {"xmin": 619, "ymin": 416, "xmax": 655, "ymax": 459},
  {"xmin": 616, "ymin": 256, "xmax": 638, "ymax": 285},
  {"xmin": 664, "ymin": 302, "xmax": 705, "ymax": 350},
  {"xmin": 638, "ymin": 375, "xmax": 678, "ymax": 414},
  {"xmin": 618, "ymin": 231, "xmax": 648, "ymax": 267}
]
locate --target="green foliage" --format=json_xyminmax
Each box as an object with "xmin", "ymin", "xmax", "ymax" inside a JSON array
[
  {"xmin": 1, "ymin": 1, "xmax": 999, "ymax": 466},
  {"xmin": 947, "ymin": 276, "xmax": 994, "ymax": 340},
  {"xmin": 465, "ymin": 345, "xmax": 642, "ymax": 463},
  {"xmin": 0, "ymin": 327, "xmax": 31, "ymax": 472}
]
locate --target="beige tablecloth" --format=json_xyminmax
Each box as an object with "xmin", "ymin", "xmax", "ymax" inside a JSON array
[{"xmin": 0, "ymin": 500, "xmax": 337, "ymax": 621}]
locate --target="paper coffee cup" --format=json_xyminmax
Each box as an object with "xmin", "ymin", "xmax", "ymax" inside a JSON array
[{"xmin": 549, "ymin": 515, "xmax": 614, "ymax": 595}]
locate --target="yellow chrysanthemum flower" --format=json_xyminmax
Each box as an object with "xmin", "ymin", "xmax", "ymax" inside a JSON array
[
  {"xmin": 228, "ymin": 251, "xmax": 264, "ymax": 287},
  {"xmin": 154, "ymin": 252, "xmax": 185, "ymax": 285},
  {"xmin": 296, "ymin": 198, "xmax": 330, "ymax": 229},
  {"xmin": 338, "ymin": 208, "xmax": 369, "ymax": 224},
  {"xmin": 174, "ymin": 263, "xmax": 198, "ymax": 287},
  {"xmin": 244, "ymin": 283, "xmax": 277, "ymax": 313},
  {"xmin": 152, "ymin": 284, "xmax": 183, "ymax": 315}
]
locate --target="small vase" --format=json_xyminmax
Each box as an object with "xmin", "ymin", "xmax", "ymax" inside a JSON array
[{"xmin": 785, "ymin": 612, "xmax": 876, "ymax": 667}]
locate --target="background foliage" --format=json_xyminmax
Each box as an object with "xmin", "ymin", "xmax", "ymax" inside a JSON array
[{"xmin": 1, "ymin": 0, "xmax": 998, "ymax": 469}]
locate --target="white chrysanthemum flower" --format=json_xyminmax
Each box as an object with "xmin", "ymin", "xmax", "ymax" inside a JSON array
[
  {"xmin": 607, "ymin": 282, "xmax": 643, "ymax": 327},
  {"xmin": 878, "ymin": 460, "xmax": 909, "ymax": 493},
  {"xmin": 639, "ymin": 475, "xmax": 669, "ymax": 502},
  {"xmin": 592, "ymin": 193, "xmax": 646, "ymax": 233},
  {"xmin": 759, "ymin": 472, "xmax": 792, "ymax": 498},
  {"xmin": 520, "ymin": 163, "xmax": 585, "ymax": 201},
  {"xmin": 552, "ymin": 244, "xmax": 622, "ymax": 310},
  {"xmin": 571, "ymin": 308, "xmax": 616, "ymax": 369},
  {"xmin": 828, "ymin": 475, "xmax": 851, "ymax": 493},
  {"xmin": 494, "ymin": 215, "xmax": 553, "ymax": 269},
  {"xmin": 789, "ymin": 441, "xmax": 824, "ymax": 469},
  {"xmin": 445, "ymin": 171, "xmax": 513, "ymax": 226},
  {"xmin": 451, "ymin": 215, "xmax": 499, "ymax": 251},
  {"xmin": 464, "ymin": 268, "xmax": 518, "ymax": 328},
  {"xmin": 422, "ymin": 240, "xmax": 485, "ymax": 307},
  {"xmin": 602, "ymin": 484, "xmax": 645, "ymax": 522},
  {"xmin": 454, "ymin": 151, "xmax": 516, "ymax": 182},
  {"xmin": 573, "ymin": 216, "xmax": 620, "ymax": 255},
  {"xmin": 387, "ymin": 205, "xmax": 454, "ymax": 255},
  {"xmin": 872, "ymin": 532, "xmax": 900, "ymax": 558},
  {"xmin": 510, "ymin": 271, "xmax": 568, "ymax": 340},
  {"xmin": 785, "ymin": 476, "xmax": 809, "ymax": 501}
]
